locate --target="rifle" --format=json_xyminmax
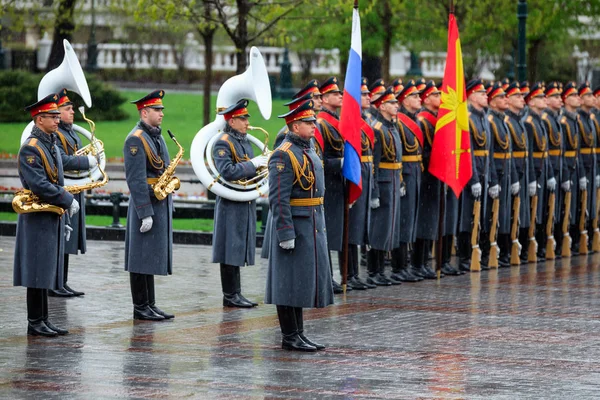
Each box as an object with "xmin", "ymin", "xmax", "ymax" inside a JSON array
[
  {"xmin": 545, "ymin": 191, "xmax": 556, "ymax": 260},
  {"xmin": 528, "ymin": 195, "xmax": 539, "ymax": 263},
  {"xmin": 579, "ymin": 189, "xmax": 589, "ymax": 255},
  {"xmin": 561, "ymin": 191, "xmax": 572, "ymax": 257},
  {"xmin": 470, "ymin": 199, "xmax": 482, "ymax": 271},
  {"xmin": 510, "ymin": 195, "xmax": 522, "ymax": 265},
  {"xmin": 489, "ymin": 198, "xmax": 500, "ymax": 268},
  {"xmin": 593, "ymin": 187, "xmax": 600, "ymax": 252}
]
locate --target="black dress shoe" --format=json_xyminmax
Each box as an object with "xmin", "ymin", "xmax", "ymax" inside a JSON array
[
  {"xmin": 44, "ymin": 320, "xmax": 68, "ymax": 335},
  {"xmin": 458, "ymin": 260, "xmax": 471, "ymax": 273},
  {"xmin": 134, "ymin": 305, "xmax": 165, "ymax": 321},
  {"xmin": 48, "ymin": 288, "xmax": 75, "ymax": 298},
  {"xmin": 282, "ymin": 334, "xmax": 317, "ymax": 352},
  {"xmin": 385, "ymin": 273, "xmax": 402, "ymax": 285},
  {"xmin": 347, "ymin": 277, "xmax": 368, "ymax": 290},
  {"xmin": 238, "ymin": 294, "xmax": 258, "ymax": 307},
  {"xmin": 366, "ymin": 274, "xmax": 391, "ymax": 286},
  {"xmin": 27, "ymin": 319, "xmax": 58, "ymax": 337},
  {"xmin": 498, "ymin": 257, "xmax": 510, "ymax": 268},
  {"xmin": 63, "ymin": 284, "xmax": 84, "ymax": 296},
  {"xmin": 353, "ymin": 276, "xmax": 375, "ymax": 289},
  {"xmin": 418, "ymin": 265, "xmax": 437, "ymax": 279},
  {"xmin": 403, "ymin": 268, "xmax": 424, "ymax": 281},
  {"xmin": 149, "ymin": 305, "xmax": 175, "ymax": 319},
  {"xmin": 299, "ymin": 334, "xmax": 326, "ymax": 350},
  {"xmin": 441, "ymin": 263, "xmax": 462, "ymax": 276},
  {"xmin": 377, "ymin": 273, "xmax": 395, "ymax": 285},
  {"xmin": 223, "ymin": 293, "xmax": 254, "ymax": 308}
]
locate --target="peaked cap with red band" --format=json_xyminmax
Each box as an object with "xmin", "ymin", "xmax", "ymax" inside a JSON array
[
  {"xmin": 396, "ymin": 79, "xmax": 421, "ymax": 103},
  {"xmin": 369, "ymin": 79, "xmax": 386, "ymax": 99},
  {"xmin": 519, "ymin": 81, "xmax": 530, "ymax": 97},
  {"xmin": 392, "ymin": 78, "xmax": 404, "ymax": 95},
  {"xmin": 420, "ymin": 80, "xmax": 441, "ymax": 101},
  {"xmin": 372, "ymin": 87, "xmax": 397, "ymax": 108},
  {"xmin": 218, "ymin": 99, "xmax": 251, "ymax": 121},
  {"xmin": 525, "ymin": 82, "xmax": 545, "ymax": 103},
  {"xmin": 578, "ymin": 81, "xmax": 593, "ymax": 97},
  {"xmin": 361, "ymin": 77, "xmax": 370, "ymax": 94},
  {"xmin": 593, "ymin": 85, "xmax": 600, "ymax": 97},
  {"xmin": 487, "ymin": 81, "xmax": 506, "ymax": 101},
  {"xmin": 500, "ymin": 77, "xmax": 510, "ymax": 91},
  {"xmin": 319, "ymin": 76, "xmax": 342, "ymax": 95},
  {"xmin": 293, "ymin": 79, "xmax": 320, "ymax": 99},
  {"xmin": 57, "ymin": 88, "xmax": 73, "ymax": 107},
  {"xmin": 415, "ymin": 77, "xmax": 427, "ymax": 92},
  {"xmin": 484, "ymin": 80, "xmax": 495, "ymax": 96},
  {"xmin": 278, "ymin": 99, "xmax": 317, "ymax": 125},
  {"xmin": 466, "ymin": 79, "xmax": 486, "ymax": 98},
  {"xmin": 505, "ymin": 81, "xmax": 521, "ymax": 97},
  {"xmin": 131, "ymin": 90, "xmax": 165, "ymax": 110},
  {"xmin": 562, "ymin": 81, "xmax": 578, "ymax": 101},
  {"xmin": 545, "ymin": 81, "xmax": 561, "ymax": 97},
  {"xmin": 25, "ymin": 93, "xmax": 61, "ymax": 118},
  {"xmin": 284, "ymin": 92, "xmax": 314, "ymax": 111}
]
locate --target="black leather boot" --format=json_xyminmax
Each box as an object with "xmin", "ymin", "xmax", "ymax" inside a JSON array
[
  {"xmin": 42, "ymin": 289, "xmax": 68, "ymax": 335},
  {"xmin": 367, "ymin": 250, "xmax": 390, "ymax": 286},
  {"xmin": 130, "ymin": 273, "xmax": 164, "ymax": 321},
  {"xmin": 346, "ymin": 245, "xmax": 368, "ymax": 290},
  {"xmin": 277, "ymin": 306, "xmax": 316, "ymax": 352},
  {"xmin": 63, "ymin": 254, "xmax": 84, "ymax": 296},
  {"xmin": 441, "ymin": 235, "xmax": 461, "ymax": 276},
  {"xmin": 234, "ymin": 266, "xmax": 258, "ymax": 306},
  {"xmin": 295, "ymin": 307, "xmax": 325, "ymax": 350},
  {"xmin": 498, "ymin": 234, "xmax": 511, "ymax": 267},
  {"xmin": 535, "ymin": 224, "xmax": 546, "ymax": 260},
  {"xmin": 457, "ymin": 232, "xmax": 472, "ymax": 272},
  {"xmin": 221, "ymin": 264, "xmax": 253, "ymax": 307},
  {"xmin": 412, "ymin": 241, "xmax": 437, "ymax": 279},
  {"xmin": 147, "ymin": 275, "xmax": 174, "ymax": 319},
  {"xmin": 27, "ymin": 288, "xmax": 57, "ymax": 337}
]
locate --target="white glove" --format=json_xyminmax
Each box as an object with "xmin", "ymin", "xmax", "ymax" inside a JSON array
[
  {"xmin": 87, "ymin": 155, "xmax": 98, "ymax": 168},
  {"xmin": 400, "ymin": 185, "xmax": 407, "ymax": 197},
  {"xmin": 471, "ymin": 182, "xmax": 482, "ymax": 198},
  {"xmin": 68, "ymin": 199, "xmax": 80, "ymax": 217},
  {"xmin": 561, "ymin": 180, "xmax": 571, "ymax": 192},
  {"xmin": 489, "ymin": 184, "xmax": 500, "ymax": 199},
  {"xmin": 511, "ymin": 182, "xmax": 520, "ymax": 195},
  {"xmin": 596, "ymin": 175, "xmax": 600, "ymax": 188},
  {"xmin": 370, "ymin": 198, "xmax": 380, "ymax": 209},
  {"xmin": 250, "ymin": 154, "xmax": 268, "ymax": 169},
  {"xmin": 140, "ymin": 216, "xmax": 153, "ymax": 233},
  {"xmin": 579, "ymin": 177, "xmax": 588, "ymax": 191},
  {"xmin": 340, "ymin": 158, "xmax": 344, "ymax": 168},
  {"xmin": 547, "ymin": 177, "xmax": 556, "ymax": 192},
  {"xmin": 279, "ymin": 238, "xmax": 295, "ymax": 250},
  {"xmin": 65, "ymin": 225, "xmax": 73, "ymax": 242},
  {"xmin": 528, "ymin": 181, "xmax": 537, "ymax": 197},
  {"xmin": 365, "ymin": 244, "xmax": 372, "ymax": 252}
]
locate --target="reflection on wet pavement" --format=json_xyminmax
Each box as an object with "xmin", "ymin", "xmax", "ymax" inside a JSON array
[{"xmin": 1, "ymin": 237, "xmax": 600, "ymax": 398}]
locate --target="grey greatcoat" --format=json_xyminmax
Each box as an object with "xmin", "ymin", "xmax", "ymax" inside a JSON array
[
  {"xmin": 542, "ymin": 109, "xmax": 567, "ymax": 222},
  {"xmin": 124, "ymin": 121, "xmax": 173, "ymax": 276},
  {"xmin": 397, "ymin": 108, "xmax": 422, "ymax": 243},
  {"xmin": 264, "ymin": 134, "xmax": 334, "ymax": 308},
  {"xmin": 577, "ymin": 109, "xmax": 597, "ymax": 222},
  {"xmin": 316, "ymin": 109, "xmax": 345, "ymax": 251},
  {"xmin": 211, "ymin": 125, "xmax": 257, "ymax": 266},
  {"xmin": 14, "ymin": 127, "xmax": 74, "ymax": 290},
  {"xmin": 416, "ymin": 109, "xmax": 441, "ymax": 240},
  {"xmin": 369, "ymin": 110, "xmax": 402, "ymax": 251},
  {"xmin": 459, "ymin": 106, "xmax": 497, "ymax": 233},
  {"xmin": 56, "ymin": 122, "xmax": 91, "ymax": 255},
  {"xmin": 561, "ymin": 111, "xmax": 585, "ymax": 221},
  {"xmin": 524, "ymin": 111, "xmax": 554, "ymax": 224},
  {"xmin": 506, "ymin": 110, "xmax": 534, "ymax": 229},
  {"xmin": 348, "ymin": 119, "xmax": 374, "ymax": 246},
  {"xmin": 488, "ymin": 109, "xmax": 518, "ymax": 234}
]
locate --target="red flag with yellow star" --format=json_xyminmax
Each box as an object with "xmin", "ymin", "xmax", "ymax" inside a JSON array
[{"xmin": 428, "ymin": 13, "xmax": 472, "ymax": 197}]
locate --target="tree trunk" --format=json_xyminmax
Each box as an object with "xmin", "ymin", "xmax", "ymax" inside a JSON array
[
  {"xmin": 381, "ymin": 0, "xmax": 392, "ymax": 83},
  {"xmin": 527, "ymin": 39, "xmax": 543, "ymax": 83},
  {"xmin": 46, "ymin": 0, "xmax": 77, "ymax": 71},
  {"xmin": 235, "ymin": 0, "xmax": 250, "ymax": 74}
]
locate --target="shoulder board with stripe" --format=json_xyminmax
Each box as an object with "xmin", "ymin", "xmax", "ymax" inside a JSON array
[
  {"xmin": 591, "ymin": 114, "xmax": 597, "ymax": 120},
  {"xmin": 279, "ymin": 142, "xmax": 292, "ymax": 152},
  {"xmin": 28, "ymin": 138, "xmax": 38, "ymax": 146},
  {"xmin": 220, "ymin": 133, "xmax": 229, "ymax": 141},
  {"xmin": 487, "ymin": 114, "xmax": 494, "ymax": 122},
  {"xmin": 526, "ymin": 116, "xmax": 533, "ymax": 123},
  {"xmin": 561, "ymin": 116, "xmax": 567, "ymax": 124},
  {"xmin": 133, "ymin": 129, "xmax": 143, "ymax": 137},
  {"xmin": 503, "ymin": 115, "xmax": 510, "ymax": 123},
  {"xmin": 373, "ymin": 121, "xmax": 383, "ymax": 131}
]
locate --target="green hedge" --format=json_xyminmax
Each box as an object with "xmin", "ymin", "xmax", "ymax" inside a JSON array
[{"xmin": 0, "ymin": 71, "xmax": 128, "ymax": 123}]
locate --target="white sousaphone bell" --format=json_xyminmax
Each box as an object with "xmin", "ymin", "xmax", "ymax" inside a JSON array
[
  {"xmin": 20, "ymin": 39, "xmax": 106, "ymax": 186},
  {"xmin": 190, "ymin": 46, "xmax": 272, "ymax": 202}
]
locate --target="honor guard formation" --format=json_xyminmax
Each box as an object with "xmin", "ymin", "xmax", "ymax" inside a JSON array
[{"xmin": 11, "ymin": 48, "xmax": 600, "ymax": 352}]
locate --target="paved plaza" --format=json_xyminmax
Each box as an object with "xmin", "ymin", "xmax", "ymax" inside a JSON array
[{"xmin": 1, "ymin": 236, "xmax": 600, "ymax": 399}]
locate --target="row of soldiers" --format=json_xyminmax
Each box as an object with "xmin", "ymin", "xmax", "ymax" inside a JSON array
[{"xmin": 263, "ymin": 75, "xmax": 600, "ymax": 294}]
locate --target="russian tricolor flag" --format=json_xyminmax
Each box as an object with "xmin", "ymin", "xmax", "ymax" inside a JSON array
[{"xmin": 340, "ymin": 3, "xmax": 363, "ymax": 204}]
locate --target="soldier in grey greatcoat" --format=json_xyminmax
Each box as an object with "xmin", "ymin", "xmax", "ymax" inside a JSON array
[
  {"xmin": 315, "ymin": 77, "xmax": 347, "ymax": 293},
  {"xmin": 542, "ymin": 82, "xmax": 570, "ymax": 257},
  {"xmin": 457, "ymin": 80, "xmax": 498, "ymax": 271},
  {"xmin": 124, "ymin": 90, "xmax": 175, "ymax": 321},
  {"xmin": 212, "ymin": 99, "xmax": 268, "ymax": 308},
  {"xmin": 523, "ymin": 83, "xmax": 557, "ymax": 260},
  {"xmin": 505, "ymin": 82, "xmax": 535, "ymax": 263},
  {"xmin": 487, "ymin": 82, "xmax": 520, "ymax": 267},
  {"xmin": 345, "ymin": 78, "xmax": 375, "ymax": 290},
  {"xmin": 394, "ymin": 80, "xmax": 428, "ymax": 280},
  {"xmin": 15, "ymin": 94, "xmax": 79, "ymax": 336},
  {"xmin": 50, "ymin": 88, "xmax": 97, "ymax": 297},
  {"xmin": 366, "ymin": 88, "xmax": 404, "ymax": 286},
  {"xmin": 265, "ymin": 100, "xmax": 333, "ymax": 352},
  {"xmin": 364, "ymin": 79, "xmax": 386, "ymax": 125}
]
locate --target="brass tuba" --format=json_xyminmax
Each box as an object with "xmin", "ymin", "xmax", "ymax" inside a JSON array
[{"xmin": 190, "ymin": 47, "xmax": 272, "ymax": 202}]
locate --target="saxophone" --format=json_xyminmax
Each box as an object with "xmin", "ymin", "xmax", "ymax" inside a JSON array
[
  {"xmin": 12, "ymin": 110, "xmax": 109, "ymax": 215},
  {"xmin": 152, "ymin": 130, "xmax": 184, "ymax": 201}
]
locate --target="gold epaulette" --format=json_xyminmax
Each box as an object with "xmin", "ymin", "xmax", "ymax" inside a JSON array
[
  {"xmin": 487, "ymin": 114, "xmax": 494, "ymax": 122},
  {"xmin": 503, "ymin": 115, "xmax": 510, "ymax": 123},
  {"xmin": 526, "ymin": 115, "xmax": 533, "ymax": 124},
  {"xmin": 278, "ymin": 143, "xmax": 315, "ymax": 191},
  {"xmin": 26, "ymin": 138, "xmax": 58, "ymax": 183},
  {"xmin": 373, "ymin": 121, "xmax": 383, "ymax": 131},
  {"xmin": 279, "ymin": 142, "xmax": 292, "ymax": 152},
  {"xmin": 561, "ymin": 116, "xmax": 567, "ymax": 124}
]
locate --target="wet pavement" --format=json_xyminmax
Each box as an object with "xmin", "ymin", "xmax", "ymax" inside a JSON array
[{"xmin": 1, "ymin": 236, "xmax": 600, "ymax": 399}]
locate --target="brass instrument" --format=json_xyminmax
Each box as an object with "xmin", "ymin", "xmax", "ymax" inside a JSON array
[
  {"xmin": 527, "ymin": 195, "xmax": 539, "ymax": 263},
  {"xmin": 546, "ymin": 191, "xmax": 556, "ymax": 259},
  {"xmin": 74, "ymin": 106, "xmax": 104, "ymax": 159},
  {"xmin": 489, "ymin": 198, "xmax": 500, "ymax": 269},
  {"xmin": 152, "ymin": 130, "xmax": 184, "ymax": 201},
  {"xmin": 561, "ymin": 191, "xmax": 572, "ymax": 257},
  {"xmin": 579, "ymin": 189, "xmax": 589, "ymax": 255},
  {"xmin": 13, "ymin": 112, "xmax": 108, "ymax": 215},
  {"xmin": 470, "ymin": 199, "xmax": 482, "ymax": 271},
  {"xmin": 510, "ymin": 195, "xmax": 522, "ymax": 266},
  {"xmin": 233, "ymin": 125, "xmax": 271, "ymax": 187}
]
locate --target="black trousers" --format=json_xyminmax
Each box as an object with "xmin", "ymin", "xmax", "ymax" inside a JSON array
[{"xmin": 130, "ymin": 273, "xmax": 156, "ymax": 306}]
